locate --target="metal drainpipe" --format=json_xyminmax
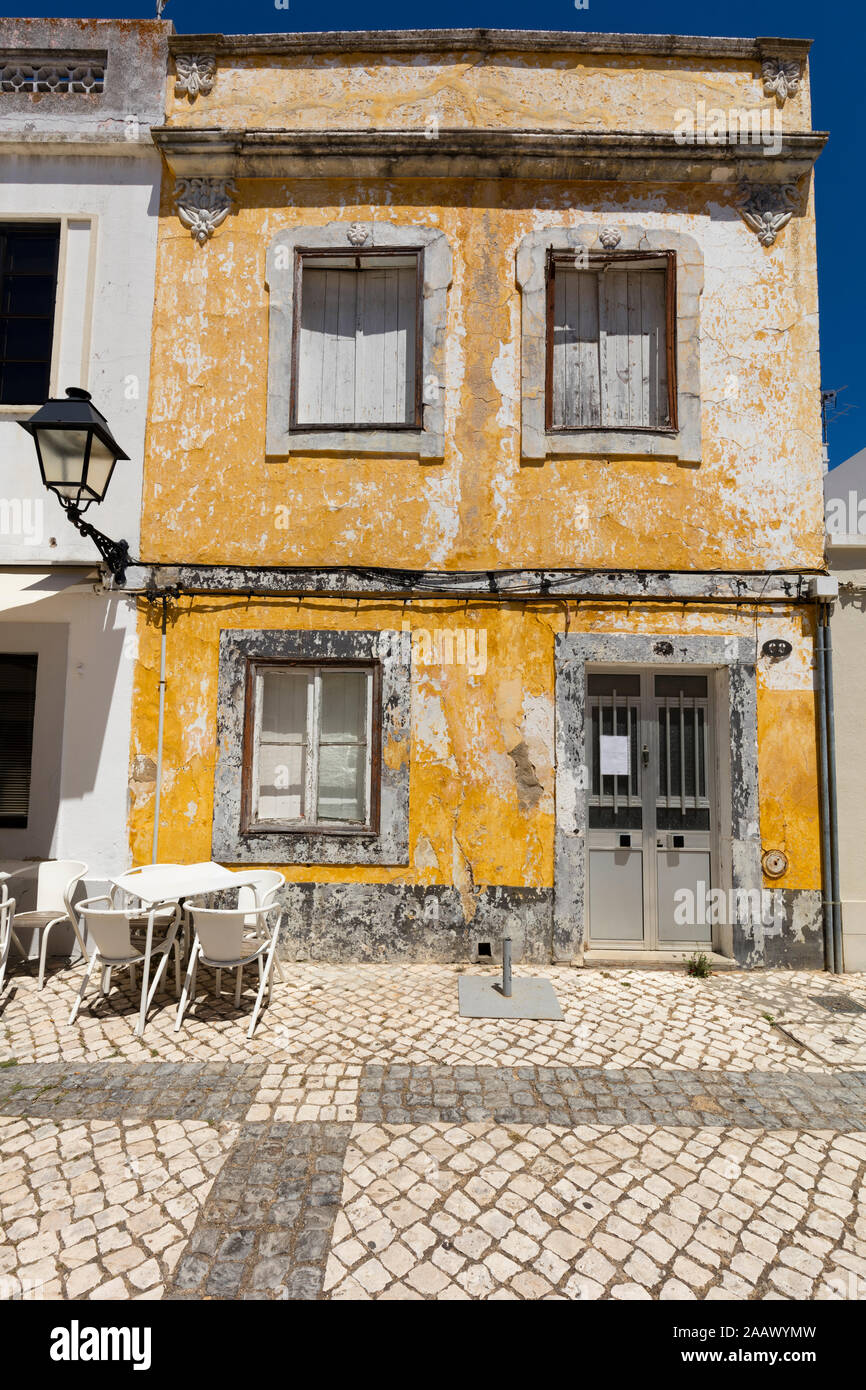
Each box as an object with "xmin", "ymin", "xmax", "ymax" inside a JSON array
[
  {"xmin": 815, "ymin": 613, "xmax": 835, "ymax": 972},
  {"xmin": 151, "ymin": 596, "xmax": 167, "ymax": 864},
  {"xmin": 823, "ymin": 607, "xmax": 844, "ymax": 972}
]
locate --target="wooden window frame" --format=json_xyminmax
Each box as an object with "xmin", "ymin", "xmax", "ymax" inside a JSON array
[
  {"xmin": 0, "ymin": 222, "xmax": 61, "ymax": 409},
  {"xmin": 544, "ymin": 249, "xmax": 678, "ymax": 435},
  {"xmin": 289, "ymin": 246, "xmax": 424, "ymax": 433},
  {"xmin": 240, "ymin": 656, "xmax": 383, "ymax": 837}
]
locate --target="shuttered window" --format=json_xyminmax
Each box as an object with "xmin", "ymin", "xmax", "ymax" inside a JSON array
[
  {"xmin": 293, "ymin": 252, "xmax": 420, "ymax": 428},
  {"xmin": 247, "ymin": 663, "xmax": 378, "ymax": 831},
  {"xmin": 0, "ymin": 224, "xmax": 60, "ymax": 406},
  {"xmin": 547, "ymin": 253, "xmax": 676, "ymax": 431},
  {"xmin": 0, "ymin": 653, "xmax": 38, "ymax": 828}
]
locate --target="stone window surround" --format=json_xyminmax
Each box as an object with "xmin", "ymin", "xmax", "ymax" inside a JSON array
[
  {"xmin": 553, "ymin": 632, "xmax": 760, "ymax": 962},
  {"xmin": 516, "ymin": 225, "xmax": 703, "ymax": 464},
  {"xmin": 265, "ymin": 220, "xmax": 452, "ymax": 460},
  {"xmin": 212, "ymin": 628, "xmax": 411, "ymax": 866}
]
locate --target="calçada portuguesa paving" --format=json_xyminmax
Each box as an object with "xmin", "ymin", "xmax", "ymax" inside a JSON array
[{"xmin": 1, "ymin": 960, "xmax": 866, "ymax": 1301}]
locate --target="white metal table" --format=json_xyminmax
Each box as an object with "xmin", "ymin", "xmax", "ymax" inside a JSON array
[{"xmin": 109, "ymin": 862, "xmax": 272, "ymax": 970}]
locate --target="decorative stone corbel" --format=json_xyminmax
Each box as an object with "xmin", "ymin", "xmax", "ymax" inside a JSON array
[
  {"xmin": 598, "ymin": 227, "xmax": 622, "ymax": 250},
  {"xmin": 761, "ymin": 57, "xmax": 802, "ymax": 105},
  {"xmin": 347, "ymin": 222, "xmax": 369, "ymax": 246},
  {"xmin": 174, "ymin": 178, "xmax": 236, "ymax": 244},
  {"xmin": 174, "ymin": 53, "xmax": 216, "ymax": 99},
  {"xmin": 737, "ymin": 184, "xmax": 798, "ymax": 247}
]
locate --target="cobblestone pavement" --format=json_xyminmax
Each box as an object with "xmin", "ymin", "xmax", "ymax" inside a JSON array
[{"xmin": 1, "ymin": 962, "xmax": 866, "ymax": 1300}]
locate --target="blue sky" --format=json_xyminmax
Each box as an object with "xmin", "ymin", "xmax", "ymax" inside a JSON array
[{"xmin": 5, "ymin": 0, "xmax": 864, "ymax": 465}]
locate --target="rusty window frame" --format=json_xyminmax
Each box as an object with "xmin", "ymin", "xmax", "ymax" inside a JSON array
[
  {"xmin": 240, "ymin": 656, "xmax": 382, "ymax": 837},
  {"xmin": 289, "ymin": 246, "xmax": 424, "ymax": 432},
  {"xmin": 544, "ymin": 248, "xmax": 678, "ymax": 434}
]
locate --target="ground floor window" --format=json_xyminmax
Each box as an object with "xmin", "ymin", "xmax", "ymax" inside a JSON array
[
  {"xmin": 0, "ymin": 652, "xmax": 38, "ymax": 827},
  {"xmin": 246, "ymin": 662, "xmax": 377, "ymax": 832}
]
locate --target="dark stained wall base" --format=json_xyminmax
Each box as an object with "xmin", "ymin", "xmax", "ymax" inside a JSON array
[
  {"xmin": 274, "ymin": 883, "xmax": 553, "ymax": 964},
  {"xmin": 269, "ymin": 882, "xmax": 825, "ymax": 968},
  {"xmin": 731, "ymin": 889, "xmax": 824, "ymax": 970}
]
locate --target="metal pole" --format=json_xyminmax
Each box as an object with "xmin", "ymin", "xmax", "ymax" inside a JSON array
[
  {"xmin": 823, "ymin": 610, "xmax": 844, "ymax": 972},
  {"xmin": 815, "ymin": 614, "xmax": 835, "ymax": 973},
  {"xmin": 151, "ymin": 596, "xmax": 167, "ymax": 864},
  {"xmin": 501, "ymin": 930, "xmax": 512, "ymax": 998}
]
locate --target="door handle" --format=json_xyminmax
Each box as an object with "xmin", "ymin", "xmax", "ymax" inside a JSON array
[{"xmin": 642, "ymin": 745, "xmax": 650, "ymax": 767}]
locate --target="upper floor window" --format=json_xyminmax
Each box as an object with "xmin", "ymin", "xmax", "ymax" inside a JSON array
[
  {"xmin": 547, "ymin": 251, "xmax": 676, "ymax": 433},
  {"xmin": 292, "ymin": 250, "xmax": 422, "ymax": 430},
  {"xmin": 266, "ymin": 222, "xmax": 451, "ymax": 459},
  {"xmin": 517, "ymin": 227, "xmax": 702, "ymax": 463},
  {"xmin": 0, "ymin": 223, "xmax": 60, "ymax": 406}
]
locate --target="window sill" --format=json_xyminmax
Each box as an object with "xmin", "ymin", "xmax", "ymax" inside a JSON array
[
  {"xmin": 244, "ymin": 824, "xmax": 378, "ymax": 838},
  {"xmin": 270, "ymin": 427, "xmax": 444, "ymax": 460},
  {"xmin": 523, "ymin": 422, "xmax": 700, "ymax": 465}
]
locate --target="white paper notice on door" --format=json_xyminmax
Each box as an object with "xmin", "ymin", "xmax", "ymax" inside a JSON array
[{"xmin": 599, "ymin": 735, "xmax": 630, "ymax": 776}]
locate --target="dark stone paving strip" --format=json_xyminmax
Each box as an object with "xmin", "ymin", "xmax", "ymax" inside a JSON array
[
  {"xmin": 0, "ymin": 1061, "xmax": 266, "ymax": 1123},
  {"xmin": 166, "ymin": 1122, "xmax": 351, "ymax": 1301},
  {"xmin": 358, "ymin": 1064, "xmax": 866, "ymax": 1130}
]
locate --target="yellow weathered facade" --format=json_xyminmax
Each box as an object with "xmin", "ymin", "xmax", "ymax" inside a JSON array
[{"xmin": 127, "ymin": 30, "xmax": 829, "ymax": 966}]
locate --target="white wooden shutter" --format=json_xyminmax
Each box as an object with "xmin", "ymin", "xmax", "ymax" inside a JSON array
[
  {"xmin": 316, "ymin": 669, "xmax": 369, "ymax": 823},
  {"xmin": 553, "ymin": 263, "xmax": 669, "ymax": 429},
  {"xmin": 553, "ymin": 267, "xmax": 601, "ymax": 428},
  {"xmin": 297, "ymin": 260, "xmax": 416, "ymax": 426},
  {"xmin": 254, "ymin": 669, "xmax": 311, "ymax": 822}
]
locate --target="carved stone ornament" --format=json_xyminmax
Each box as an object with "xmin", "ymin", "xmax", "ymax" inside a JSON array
[
  {"xmin": 174, "ymin": 178, "xmax": 236, "ymax": 244},
  {"xmin": 598, "ymin": 227, "xmax": 622, "ymax": 250},
  {"xmin": 174, "ymin": 53, "xmax": 216, "ymax": 99},
  {"xmin": 737, "ymin": 184, "xmax": 798, "ymax": 247},
  {"xmin": 347, "ymin": 222, "xmax": 369, "ymax": 246},
  {"xmin": 762, "ymin": 57, "xmax": 802, "ymax": 105}
]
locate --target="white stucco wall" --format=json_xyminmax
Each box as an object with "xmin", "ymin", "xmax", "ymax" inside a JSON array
[
  {"xmin": 827, "ymin": 544, "xmax": 866, "ymax": 972},
  {"xmin": 0, "ymin": 581, "xmax": 137, "ymax": 882},
  {"xmin": 0, "ymin": 21, "xmax": 170, "ymax": 942},
  {"xmin": 0, "ymin": 150, "xmax": 161, "ymax": 564}
]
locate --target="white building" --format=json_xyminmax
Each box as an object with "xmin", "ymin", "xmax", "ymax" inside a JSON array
[
  {"xmin": 825, "ymin": 446, "xmax": 866, "ymax": 971},
  {"xmin": 0, "ymin": 19, "xmax": 170, "ymax": 923}
]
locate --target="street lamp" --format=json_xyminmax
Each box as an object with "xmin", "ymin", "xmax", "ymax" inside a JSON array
[{"xmin": 19, "ymin": 386, "xmax": 132, "ymax": 584}]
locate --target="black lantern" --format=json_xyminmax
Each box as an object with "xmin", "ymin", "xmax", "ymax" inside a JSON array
[
  {"xmin": 19, "ymin": 387, "xmax": 132, "ymax": 583},
  {"xmin": 20, "ymin": 386, "xmax": 129, "ymax": 511}
]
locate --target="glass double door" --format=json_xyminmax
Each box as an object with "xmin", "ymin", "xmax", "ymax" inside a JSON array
[{"xmin": 586, "ymin": 668, "xmax": 716, "ymax": 949}]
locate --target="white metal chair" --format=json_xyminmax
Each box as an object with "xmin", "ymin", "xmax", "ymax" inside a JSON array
[
  {"xmin": 175, "ymin": 904, "xmax": 282, "ymax": 1040},
  {"xmin": 0, "ymin": 897, "xmax": 15, "ymax": 995},
  {"xmin": 69, "ymin": 897, "xmax": 182, "ymax": 1038},
  {"xmin": 236, "ymin": 871, "xmax": 286, "ymax": 983},
  {"xmin": 2, "ymin": 860, "xmax": 89, "ymax": 989}
]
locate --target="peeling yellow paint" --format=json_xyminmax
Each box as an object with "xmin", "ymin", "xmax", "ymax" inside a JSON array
[{"xmin": 132, "ymin": 42, "xmax": 825, "ymax": 937}]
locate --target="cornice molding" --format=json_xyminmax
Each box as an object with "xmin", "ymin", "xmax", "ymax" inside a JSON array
[
  {"xmin": 118, "ymin": 564, "xmax": 810, "ymax": 603},
  {"xmin": 166, "ymin": 30, "xmax": 813, "ymax": 61},
  {"xmin": 151, "ymin": 126, "xmax": 827, "ymax": 185}
]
